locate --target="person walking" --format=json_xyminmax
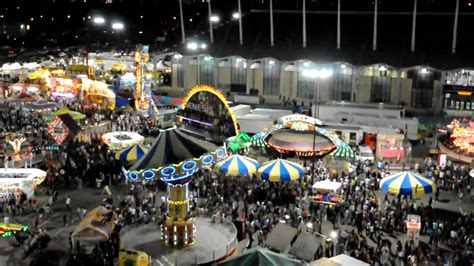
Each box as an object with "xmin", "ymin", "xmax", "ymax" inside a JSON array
[{"xmin": 66, "ymin": 196, "xmax": 71, "ymax": 211}]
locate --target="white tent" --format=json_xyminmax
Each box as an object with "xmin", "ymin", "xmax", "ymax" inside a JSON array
[
  {"xmin": 312, "ymin": 179, "xmax": 342, "ymax": 192},
  {"xmin": 328, "ymin": 254, "xmax": 369, "ymax": 266},
  {"xmin": 2, "ymin": 62, "xmax": 22, "ymax": 71},
  {"xmin": 23, "ymin": 62, "xmax": 41, "ymax": 70},
  {"xmin": 40, "ymin": 60, "xmax": 57, "ymax": 68}
]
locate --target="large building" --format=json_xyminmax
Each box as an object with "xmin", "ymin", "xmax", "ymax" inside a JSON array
[{"xmin": 150, "ymin": 52, "xmax": 473, "ymax": 117}]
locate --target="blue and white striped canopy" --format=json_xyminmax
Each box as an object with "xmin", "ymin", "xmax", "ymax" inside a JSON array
[
  {"xmin": 257, "ymin": 159, "xmax": 305, "ymax": 182},
  {"xmin": 380, "ymin": 171, "xmax": 436, "ymax": 196},
  {"xmin": 214, "ymin": 154, "xmax": 260, "ymax": 177},
  {"xmin": 115, "ymin": 144, "xmax": 149, "ymax": 162}
]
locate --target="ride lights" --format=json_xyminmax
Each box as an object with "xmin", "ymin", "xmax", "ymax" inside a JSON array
[{"xmin": 184, "ymin": 226, "xmax": 188, "ymax": 245}]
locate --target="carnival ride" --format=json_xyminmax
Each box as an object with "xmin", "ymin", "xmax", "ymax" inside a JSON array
[
  {"xmin": 438, "ymin": 119, "xmax": 474, "ymax": 164},
  {"xmin": 263, "ymin": 114, "xmax": 354, "ymax": 159},
  {"xmin": 0, "ymin": 168, "xmax": 46, "ymax": 198}
]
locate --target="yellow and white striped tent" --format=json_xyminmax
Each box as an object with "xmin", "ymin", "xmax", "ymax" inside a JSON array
[
  {"xmin": 380, "ymin": 171, "xmax": 436, "ymax": 196},
  {"xmin": 257, "ymin": 159, "xmax": 304, "ymax": 182},
  {"xmin": 214, "ymin": 154, "xmax": 260, "ymax": 177}
]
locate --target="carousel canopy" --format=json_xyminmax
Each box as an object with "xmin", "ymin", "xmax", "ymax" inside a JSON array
[
  {"xmin": 218, "ymin": 247, "xmax": 303, "ymax": 266},
  {"xmin": 130, "ymin": 126, "xmax": 217, "ymax": 170},
  {"xmin": 257, "ymin": 159, "xmax": 304, "ymax": 182},
  {"xmin": 115, "ymin": 143, "xmax": 149, "ymax": 162},
  {"xmin": 380, "ymin": 172, "xmax": 436, "ymax": 196},
  {"xmin": 214, "ymin": 154, "xmax": 260, "ymax": 177}
]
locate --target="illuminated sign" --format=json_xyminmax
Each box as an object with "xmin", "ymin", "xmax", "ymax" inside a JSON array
[
  {"xmin": 180, "ymin": 85, "xmax": 239, "ymax": 144},
  {"xmin": 0, "ymin": 223, "xmax": 29, "ymax": 238},
  {"xmin": 47, "ymin": 117, "xmax": 69, "ymax": 144}
]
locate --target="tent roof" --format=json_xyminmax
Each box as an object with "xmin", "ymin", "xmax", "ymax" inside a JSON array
[
  {"xmin": 218, "ymin": 247, "xmax": 303, "ymax": 266},
  {"xmin": 130, "ymin": 127, "xmax": 217, "ymax": 170}
]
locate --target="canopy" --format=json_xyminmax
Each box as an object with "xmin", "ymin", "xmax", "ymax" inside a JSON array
[
  {"xmin": 115, "ymin": 144, "xmax": 149, "ymax": 162},
  {"xmin": 257, "ymin": 159, "xmax": 304, "ymax": 182},
  {"xmin": 14, "ymin": 92, "xmax": 37, "ymax": 102},
  {"xmin": 214, "ymin": 154, "xmax": 259, "ymax": 177},
  {"xmin": 218, "ymin": 247, "xmax": 303, "ymax": 266},
  {"xmin": 380, "ymin": 171, "xmax": 436, "ymax": 196},
  {"xmin": 227, "ymin": 132, "xmax": 251, "ymax": 151},
  {"xmin": 312, "ymin": 179, "xmax": 342, "ymax": 192},
  {"xmin": 71, "ymin": 206, "xmax": 115, "ymax": 243},
  {"xmin": 251, "ymin": 132, "xmax": 268, "ymax": 148},
  {"xmin": 45, "ymin": 107, "xmax": 86, "ymax": 121},
  {"xmin": 330, "ymin": 138, "xmax": 355, "ymax": 158},
  {"xmin": 130, "ymin": 126, "xmax": 217, "ymax": 170}
]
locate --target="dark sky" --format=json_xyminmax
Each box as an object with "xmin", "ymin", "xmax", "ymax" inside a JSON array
[{"xmin": 1, "ymin": 0, "xmax": 474, "ymax": 67}]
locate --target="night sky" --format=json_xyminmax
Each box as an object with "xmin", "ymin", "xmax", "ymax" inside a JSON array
[{"xmin": 1, "ymin": 0, "xmax": 474, "ymax": 67}]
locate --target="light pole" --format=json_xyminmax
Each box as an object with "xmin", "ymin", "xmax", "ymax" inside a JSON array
[
  {"xmin": 303, "ymin": 68, "xmax": 333, "ymax": 181},
  {"xmin": 208, "ymin": 0, "xmax": 215, "ymax": 44},
  {"xmin": 237, "ymin": 0, "xmax": 243, "ymax": 45}
]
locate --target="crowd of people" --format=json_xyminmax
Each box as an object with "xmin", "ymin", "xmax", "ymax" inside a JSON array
[{"xmin": 0, "ymin": 100, "xmax": 473, "ymax": 266}]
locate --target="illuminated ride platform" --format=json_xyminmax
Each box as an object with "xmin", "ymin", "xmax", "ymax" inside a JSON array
[{"xmin": 121, "ymin": 172, "xmax": 238, "ymax": 265}]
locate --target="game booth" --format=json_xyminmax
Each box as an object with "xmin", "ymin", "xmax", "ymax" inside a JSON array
[
  {"xmin": 311, "ymin": 179, "xmax": 344, "ymax": 205},
  {"xmin": 375, "ymin": 133, "xmax": 406, "ymax": 162},
  {"xmin": 80, "ymin": 79, "xmax": 116, "ymax": 110}
]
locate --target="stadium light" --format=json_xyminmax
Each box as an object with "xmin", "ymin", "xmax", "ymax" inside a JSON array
[{"xmin": 93, "ymin": 17, "xmax": 105, "ymax": 24}]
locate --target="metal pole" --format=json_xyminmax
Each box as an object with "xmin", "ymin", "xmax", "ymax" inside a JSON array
[
  {"xmin": 208, "ymin": 0, "xmax": 214, "ymax": 44},
  {"xmin": 311, "ymin": 79, "xmax": 317, "ymax": 181},
  {"xmin": 238, "ymin": 0, "xmax": 243, "ymax": 45},
  {"xmin": 303, "ymin": 0, "xmax": 306, "ymax": 48},
  {"xmin": 411, "ymin": 0, "xmax": 417, "ymax": 52},
  {"xmin": 372, "ymin": 0, "xmax": 378, "ymax": 51},
  {"xmin": 179, "ymin": 0, "xmax": 186, "ymax": 43},
  {"xmin": 452, "ymin": 0, "xmax": 459, "ymax": 54},
  {"xmin": 270, "ymin": 0, "xmax": 274, "ymax": 46},
  {"xmin": 337, "ymin": 0, "xmax": 341, "ymax": 49}
]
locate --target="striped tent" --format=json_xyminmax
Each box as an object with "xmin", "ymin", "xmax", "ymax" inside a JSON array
[
  {"xmin": 214, "ymin": 154, "xmax": 260, "ymax": 177},
  {"xmin": 257, "ymin": 159, "xmax": 305, "ymax": 182},
  {"xmin": 330, "ymin": 139, "xmax": 355, "ymax": 158},
  {"xmin": 130, "ymin": 127, "xmax": 217, "ymax": 170},
  {"xmin": 115, "ymin": 144, "xmax": 149, "ymax": 162},
  {"xmin": 380, "ymin": 171, "xmax": 436, "ymax": 196},
  {"xmin": 251, "ymin": 132, "xmax": 268, "ymax": 148}
]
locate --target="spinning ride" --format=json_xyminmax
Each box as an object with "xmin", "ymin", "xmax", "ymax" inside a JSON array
[{"xmin": 160, "ymin": 172, "xmax": 196, "ymax": 247}]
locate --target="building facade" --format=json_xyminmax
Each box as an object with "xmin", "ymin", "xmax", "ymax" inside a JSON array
[{"xmin": 150, "ymin": 52, "xmax": 471, "ymax": 116}]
